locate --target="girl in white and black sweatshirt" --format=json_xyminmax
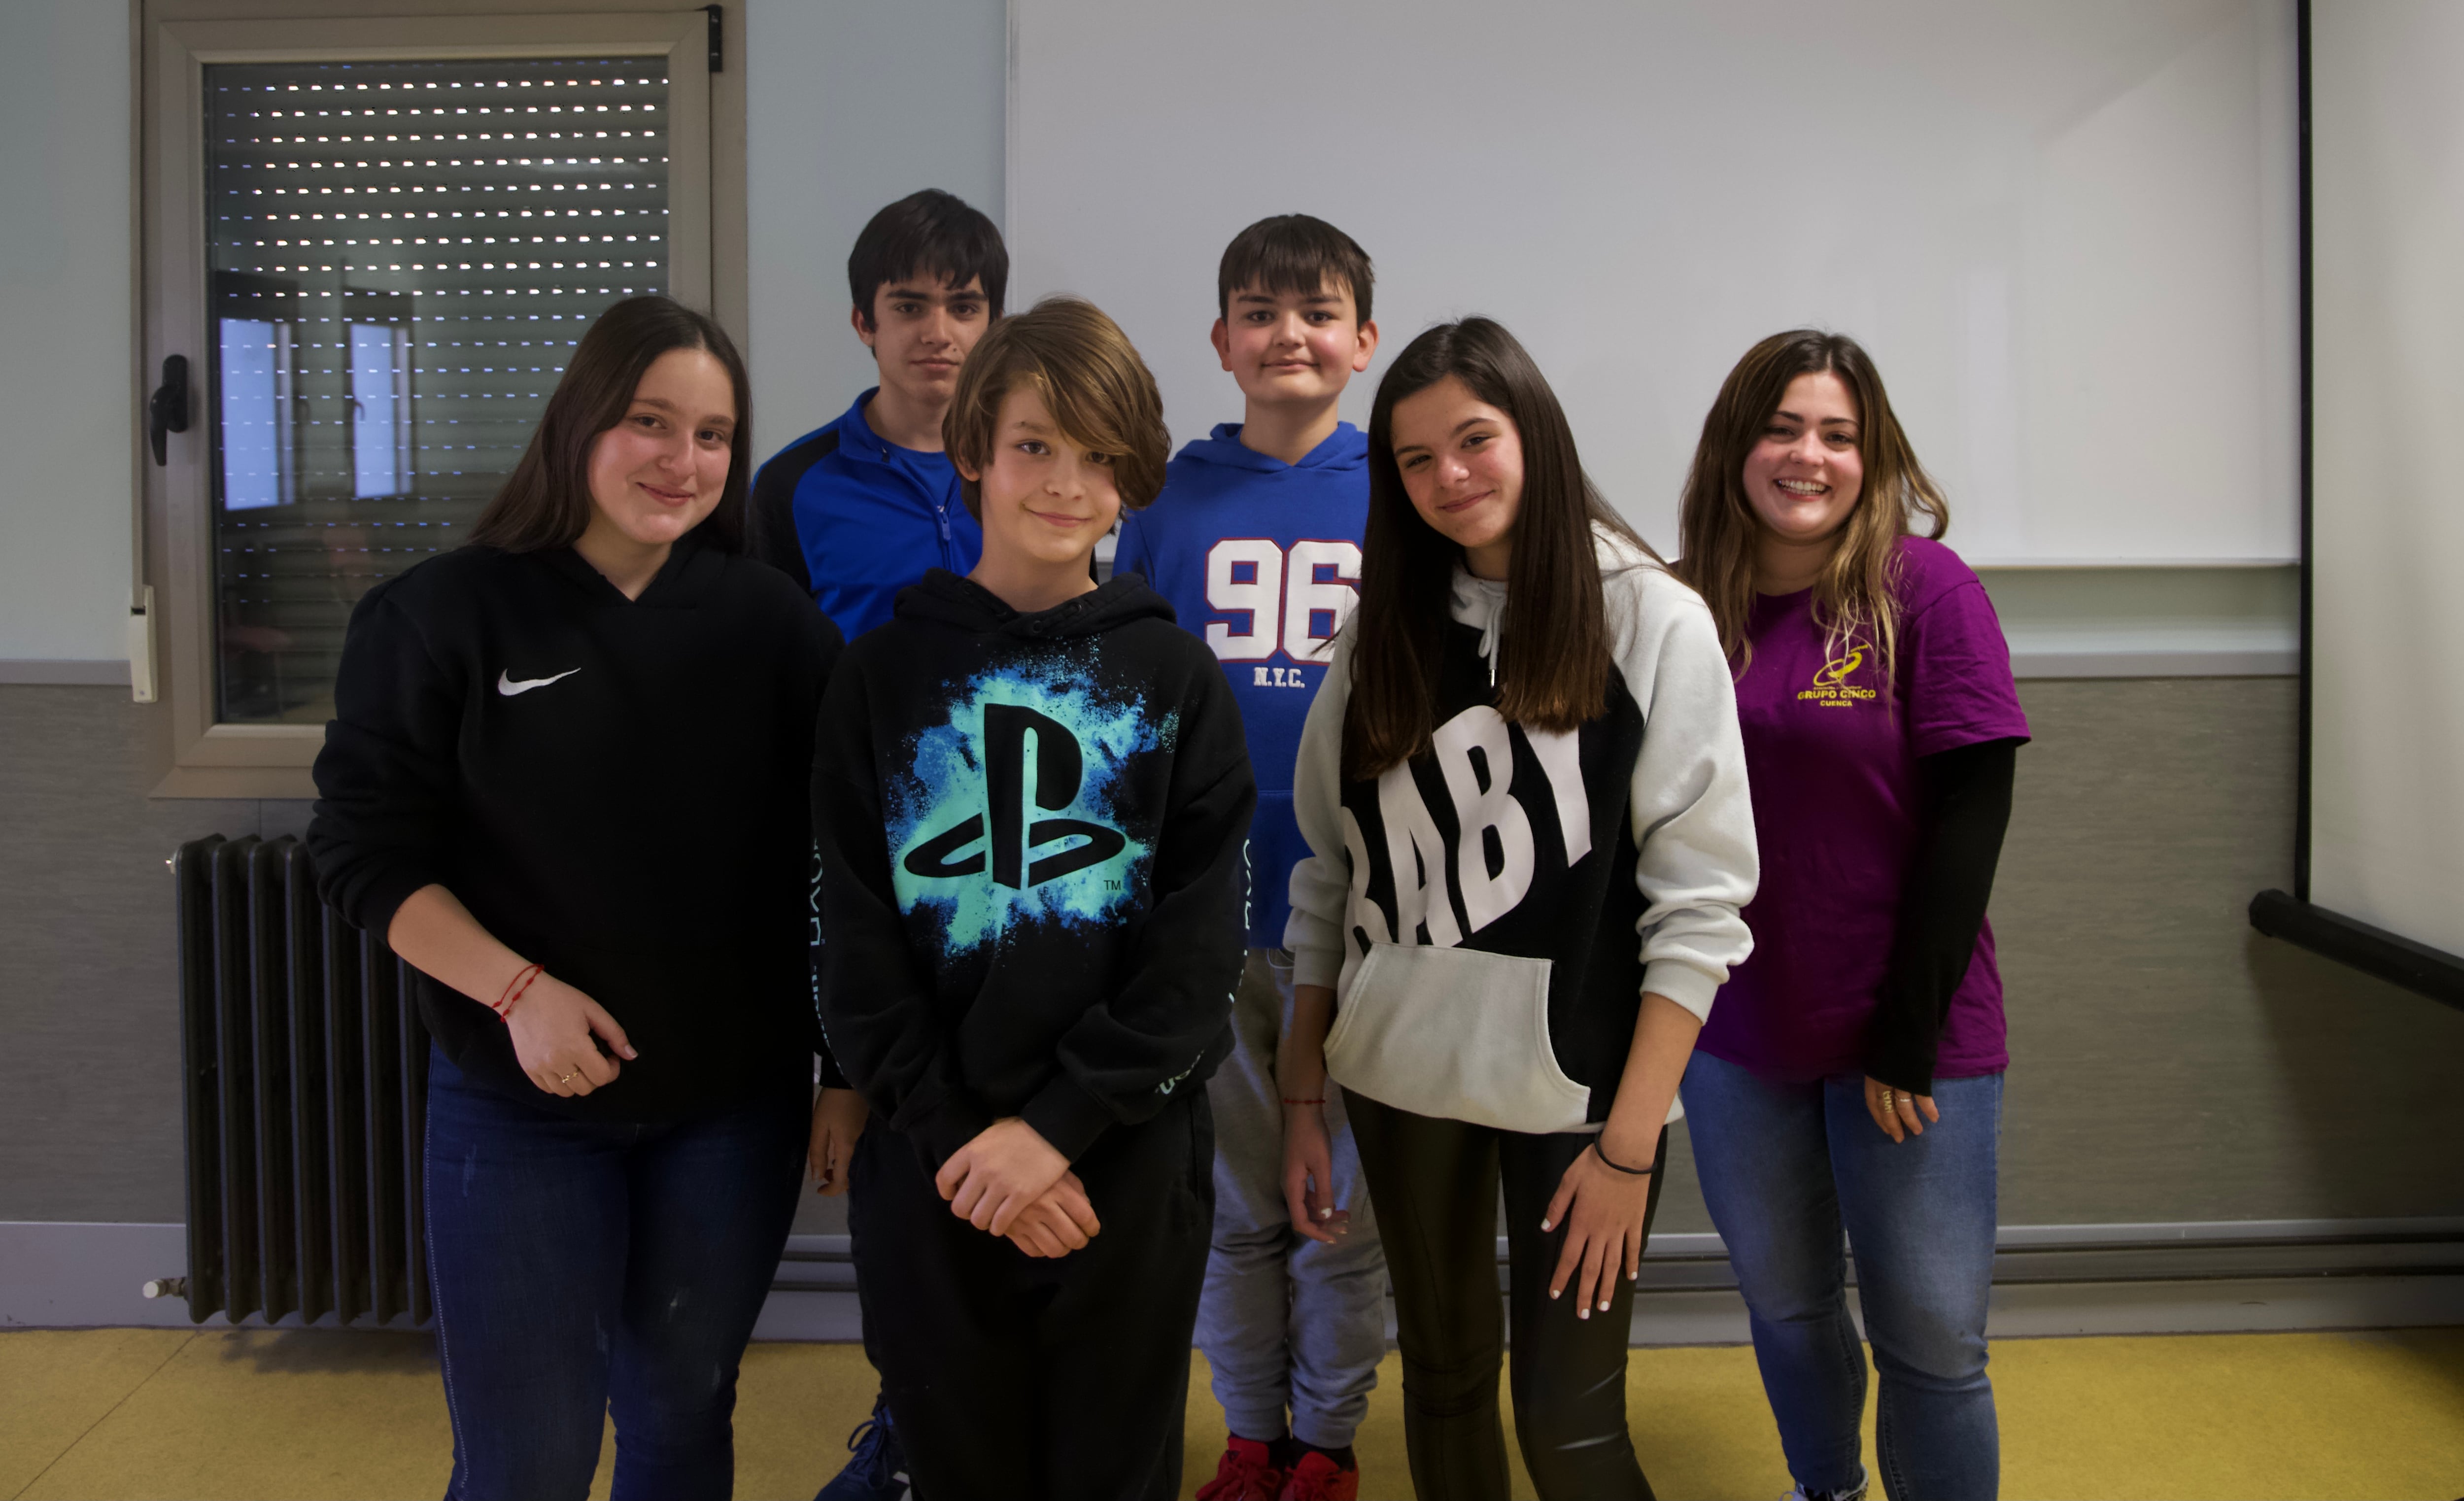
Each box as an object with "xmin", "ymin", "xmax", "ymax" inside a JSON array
[{"xmin": 1276, "ymin": 320, "xmax": 1757, "ymax": 1501}]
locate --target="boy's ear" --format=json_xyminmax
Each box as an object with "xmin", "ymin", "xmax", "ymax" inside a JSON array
[
  {"xmin": 950, "ymin": 453, "xmax": 982, "ymax": 483},
  {"xmin": 1210, "ymin": 316, "xmax": 1233, "ymax": 374},
  {"xmin": 850, "ymin": 302, "xmax": 879, "ymax": 352},
  {"xmin": 1351, "ymin": 317, "xmax": 1380, "ymax": 375}
]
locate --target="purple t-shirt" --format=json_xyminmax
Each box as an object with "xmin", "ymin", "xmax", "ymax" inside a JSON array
[{"xmin": 1697, "ymin": 536, "xmax": 2029, "ymax": 1083}]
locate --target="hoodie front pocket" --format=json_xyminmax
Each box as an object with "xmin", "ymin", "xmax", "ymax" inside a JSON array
[{"xmin": 1322, "ymin": 942, "xmax": 1591, "ymax": 1136}]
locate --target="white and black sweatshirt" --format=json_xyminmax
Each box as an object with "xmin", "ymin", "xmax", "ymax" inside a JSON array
[
  {"xmin": 308, "ymin": 535, "xmax": 843, "ymax": 1122},
  {"xmin": 1284, "ymin": 530, "xmax": 1759, "ymax": 1134}
]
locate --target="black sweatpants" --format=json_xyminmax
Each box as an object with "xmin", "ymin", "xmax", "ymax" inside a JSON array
[
  {"xmin": 1346, "ymin": 1090, "xmax": 1670, "ymax": 1501},
  {"xmin": 848, "ymin": 1090, "xmax": 1214, "ymax": 1501}
]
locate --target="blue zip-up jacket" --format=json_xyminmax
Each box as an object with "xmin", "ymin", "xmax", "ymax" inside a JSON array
[
  {"xmin": 749, "ymin": 389, "xmax": 984, "ymax": 641},
  {"xmin": 1114, "ymin": 421, "xmax": 1368, "ymax": 948}
]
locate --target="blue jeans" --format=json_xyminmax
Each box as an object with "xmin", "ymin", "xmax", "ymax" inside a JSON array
[
  {"xmin": 423, "ymin": 1046, "xmax": 807, "ymax": 1501},
  {"xmin": 1680, "ymin": 1051, "xmax": 2002, "ymax": 1501}
]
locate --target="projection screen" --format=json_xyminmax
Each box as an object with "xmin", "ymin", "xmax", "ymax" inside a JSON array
[{"xmin": 2301, "ymin": 0, "xmax": 2464, "ymax": 970}]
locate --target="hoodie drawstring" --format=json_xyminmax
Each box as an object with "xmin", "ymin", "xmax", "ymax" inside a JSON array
[{"xmin": 1478, "ymin": 610, "xmax": 1500, "ymax": 687}]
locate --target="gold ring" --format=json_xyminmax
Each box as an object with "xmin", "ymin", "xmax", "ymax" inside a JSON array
[
  {"xmin": 1881, "ymin": 1089, "xmax": 1896, "ymax": 1110},
  {"xmin": 558, "ymin": 1070, "xmax": 578, "ymax": 1085}
]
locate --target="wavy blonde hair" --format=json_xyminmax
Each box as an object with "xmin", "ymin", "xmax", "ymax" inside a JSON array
[{"xmin": 1674, "ymin": 330, "xmax": 1948, "ymax": 689}]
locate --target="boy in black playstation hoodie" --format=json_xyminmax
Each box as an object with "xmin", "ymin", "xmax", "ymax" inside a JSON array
[{"xmin": 812, "ymin": 297, "xmax": 1255, "ymax": 1501}]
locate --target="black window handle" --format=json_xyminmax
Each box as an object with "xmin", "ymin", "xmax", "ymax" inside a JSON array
[{"xmin": 149, "ymin": 354, "xmax": 190, "ymax": 467}]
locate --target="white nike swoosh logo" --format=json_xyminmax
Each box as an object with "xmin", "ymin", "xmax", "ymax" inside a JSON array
[{"xmin": 497, "ymin": 668, "xmax": 580, "ymax": 697}]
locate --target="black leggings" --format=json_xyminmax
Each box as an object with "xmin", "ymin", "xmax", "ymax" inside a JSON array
[{"xmin": 1345, "ymin": 1090, "xmax": 1669, "ymax": 1501}]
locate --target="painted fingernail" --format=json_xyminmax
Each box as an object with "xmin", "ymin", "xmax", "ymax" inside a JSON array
[
  {"xmin": 1549, "ymin": 1289, "xmax": 1560, "ymax": 1299},
  {"xmin": 1599, "ymin": 1299, "xmax": 1612, "ymax": 1312},
  {"xmin": 1540, "ymin": 1220, "xmax": 1553, "ymax": 1232},
  {"xmin": 1318, "ymin": 1208, "xmax": 1332, "ymax": 1220},
  {"xmin": 1577, "ymin": 1308, "xmax": 1589, "ymax": 1320}
]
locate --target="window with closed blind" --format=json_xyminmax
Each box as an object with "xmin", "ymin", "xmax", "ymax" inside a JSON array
[
  {"xmin": 142, "ymin": 10, "xmax": 726, "ymax": 794},
  {"xmin": 206, "ymin": 57, "xmax": 672, "ymax": 723}
]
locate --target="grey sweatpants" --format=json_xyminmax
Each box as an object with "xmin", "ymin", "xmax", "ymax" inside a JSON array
[{"xmin": 1195, "ymin": 949, "xmax": 1389, "ymax": 1449}]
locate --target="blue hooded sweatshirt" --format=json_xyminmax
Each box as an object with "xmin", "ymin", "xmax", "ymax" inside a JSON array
[
  {"xmin": 749, "ymin": 389, "xmax": 984, "ymax": 641},
  {"xmin": 1114, "ymin": 422, "xmax": 1368, "ymax": 948}
]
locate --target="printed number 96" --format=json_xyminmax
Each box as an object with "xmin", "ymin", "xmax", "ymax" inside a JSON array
[{"xmin": 1203, "ymin": 539, "xmax": 1363, "ymax": 665}]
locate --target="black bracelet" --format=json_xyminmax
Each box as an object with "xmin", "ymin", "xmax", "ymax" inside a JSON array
[{"xmin": 1590, "ymin": 1140, "xmax": 1655, "ymax": 1176}]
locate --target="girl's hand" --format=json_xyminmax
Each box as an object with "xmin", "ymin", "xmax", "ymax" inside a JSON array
[
  {"xmin": 935, "ymin": 1118, "xmax": 1070, "ymax": 1236},
  {"xmin": 1864, "ymin": 1076, "xmax": 1940, "ymax": 1143},
  {"xmin": 808, "ymin": 1087, "xmax": 868, "ymax": 1195},
  {"xmin": 1005, "ymin": 1171, "xmax": 1102, "ymax": 1259},
  {"xmin": 504, "ymin": 974, "xmax": 637, "ymax": 1097},
  {"xmin": 1541, "ymin": 1142, "xmax": 1655, "ymax": 1321},
  {"xmin": 1280, "ymin": 1100, "xmax": 1352, "ymax": 1246}
]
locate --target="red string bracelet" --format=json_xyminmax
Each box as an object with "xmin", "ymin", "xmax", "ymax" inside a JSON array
[{"xmin": 493, "ymin": 962, "xmax": 544, "ymax": 1021}]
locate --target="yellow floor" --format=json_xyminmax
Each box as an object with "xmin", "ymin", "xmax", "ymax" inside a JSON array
[{"xmin": 3, "ymin": 1327, "xmax": 2460, "ymax": 1500}]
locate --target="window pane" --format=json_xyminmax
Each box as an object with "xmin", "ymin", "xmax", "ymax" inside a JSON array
[{"xmin": 204, "ymin": 56, "xmax": 671, "ymax": 724}]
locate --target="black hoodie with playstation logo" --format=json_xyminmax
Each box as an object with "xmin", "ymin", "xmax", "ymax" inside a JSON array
[
  {"xmin": 308, "ymin": 534, "xmax": 843, "ymax": 1121},
  {"xmin": 811, "ymin": 568, "xmax": 1256, "ymax": 1167}
]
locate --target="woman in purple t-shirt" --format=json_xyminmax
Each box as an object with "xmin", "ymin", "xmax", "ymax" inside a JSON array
[{"xmin": 1674, "ymin": 330, "xmax": 2028, "ymax": 1501}]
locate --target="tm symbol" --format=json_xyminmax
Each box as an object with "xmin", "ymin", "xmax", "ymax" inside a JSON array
[{"xmin": 1104, "ymin": 880, "xmax": 1122, "ymax": 890}]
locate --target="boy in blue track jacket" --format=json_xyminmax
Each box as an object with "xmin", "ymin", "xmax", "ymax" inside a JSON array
[
  {"xmin": 756, "ymin": 188, "xmax": 1006, "ymax": 1501},
  {"xmin": 1112, "ymin": 215, "xmax": 1386, "ymax": 1501},
  {"xmin": 750, "ymin": 189, "xmax": 1003, "ymax": 642}
]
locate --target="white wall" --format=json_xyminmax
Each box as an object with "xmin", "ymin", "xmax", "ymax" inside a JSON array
[
  {"xmin": 742, "ymin": 0, "xmax": 1009, "ymax": 462},
  {"xmin": 0, "ymin": 0, "xmax": 133, "ymax": 664},
  {"xmin": 0, "ymin": 0, "xmax": 2296, "ymax": 669},
  {"xmin": 1011, "ymin": 0, "xmax": 2299, "ymax": 567}
]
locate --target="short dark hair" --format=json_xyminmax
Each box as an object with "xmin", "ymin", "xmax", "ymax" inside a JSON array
[
  {"xmin": 1216, "ymin": 214, "xmax": 1374, "ymax": 324},
  {"xmin": 943, "ymin": 297, "xmax": 1170, "ymax": 521},
  {"xmin": 848, "ymin": 189, "xmax": 1008, "ymax": 328},
  {"xmin": 468, "ymin": 296, "xmax": 751, "ymax": 554}
]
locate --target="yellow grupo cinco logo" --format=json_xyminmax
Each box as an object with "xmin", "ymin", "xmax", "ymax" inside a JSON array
[{"xmin": 1798, "ymin": 643, "xmax": 1879, "ymax": 707}]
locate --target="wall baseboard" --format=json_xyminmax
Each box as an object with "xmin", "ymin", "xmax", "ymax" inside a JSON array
[
  {"xmin": 17, "ymin": 1218, "xmax": 2457, "ymax": 1345},
  {"xmin": 2010, "ymin": 648, "xmax": 2296, "ymax": 679}
]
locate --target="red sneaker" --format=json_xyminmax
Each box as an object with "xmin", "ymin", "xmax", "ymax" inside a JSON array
[
  {"xmin": 1195, "ymin": 1436, "xmax": 1287, "ymax": 1501},
  {"xmin": 1279, "ymin": 1450, "xmax": 1360, "ymax": 1501}
]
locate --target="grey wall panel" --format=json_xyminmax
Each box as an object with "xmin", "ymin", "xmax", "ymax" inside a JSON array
[
  {"xmin": 0, "ymin": 686, "xmax": 254, "ymax": 1222},
  {"xmin": 1991, "ymin": 678, "xmax": 2464, "ymax": 1222},
  {"xmin": 5, "ymin": 679, "xmax": 2460, "ymax": 1233}
]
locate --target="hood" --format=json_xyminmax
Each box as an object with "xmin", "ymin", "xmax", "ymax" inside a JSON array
[
  {"xmin": 1173, "ymin": 421, "xmax": 1369, "ymax": 476},
  {"xmin": 1448, "ymin": 523, "xmax": 1665, "ymax": 683},
  {"xmin": 894, "ymin": 567, "xmax": 1178, "ymax": 641}
]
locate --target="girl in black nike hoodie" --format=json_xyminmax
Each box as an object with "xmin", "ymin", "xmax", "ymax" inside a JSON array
[
  {"xmin": 812, "ymin": 299, "xmax": 1254, "ymax": 1501},
  {"xmin": 307, "ymin": 299, "xmax": 841, "ymax": 1501}
]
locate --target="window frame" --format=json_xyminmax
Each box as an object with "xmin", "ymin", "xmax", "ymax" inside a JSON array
[{"xmin": 140, "ymin": 5, "xmax": 729, "ymax": 797}]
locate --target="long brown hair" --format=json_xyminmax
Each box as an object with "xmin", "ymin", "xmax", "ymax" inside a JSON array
[
  {"xmin": 468, "ymin": 296, "xmax": 752, "ymax": 553},
  {"xmin": 1346, "ymin": 317, "xmax": 1655, "ymax": 780},
  {"xmin": 1674, "ymin": 329, "xmax": 1947, "ymax": 684}
]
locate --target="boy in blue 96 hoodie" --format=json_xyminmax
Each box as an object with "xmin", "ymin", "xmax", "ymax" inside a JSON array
[
  {"xmin": 1112, "ymin": 215, "xmax": 1385, "ymax": 1501},
  {"xmin": 813, "ymin": 297, "xmax": 1254, "ymax": 1501}
]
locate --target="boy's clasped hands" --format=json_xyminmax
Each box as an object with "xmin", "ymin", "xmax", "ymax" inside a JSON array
[{"xmin": 936, "ymin": 1117, "xmax": 1103, "ymax": 1259}]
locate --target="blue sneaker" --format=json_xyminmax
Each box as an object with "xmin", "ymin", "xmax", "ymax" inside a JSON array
[{"xmin": 814, "ymin": 1396, "xmax": 909, "ymax": 1501}]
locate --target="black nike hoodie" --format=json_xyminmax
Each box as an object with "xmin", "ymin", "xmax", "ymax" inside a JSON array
[
  {"xmin": 812, "ymin": 568, "xmax": 1255, "ymax": 1166},
  {"xmin": 307, "ymin": 535, "xmax": 843, "ymax": 1121}
]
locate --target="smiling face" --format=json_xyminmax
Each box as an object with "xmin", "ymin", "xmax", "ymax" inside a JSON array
[
  {"xmin": 581, "ymin": 345, "xmax": 736, "ymax": 552},
  {"xmin": 1389, "ymin": 375, "xmax": 1525, "ymax": 579},
  {"xmin": 855, "ymin": 272, "xmax": 991, "ymax": 411},
  {"xmin": 1211, "ymin": 276, "xmax": 1377, "ymax": 411},
  {"xmin": 1742, "ymin": 370, "xmax": 1865, "ymax": 550},
  {"xmin": 960, "ymin": 382, "xmax": 1122, "ymax": 576}
]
